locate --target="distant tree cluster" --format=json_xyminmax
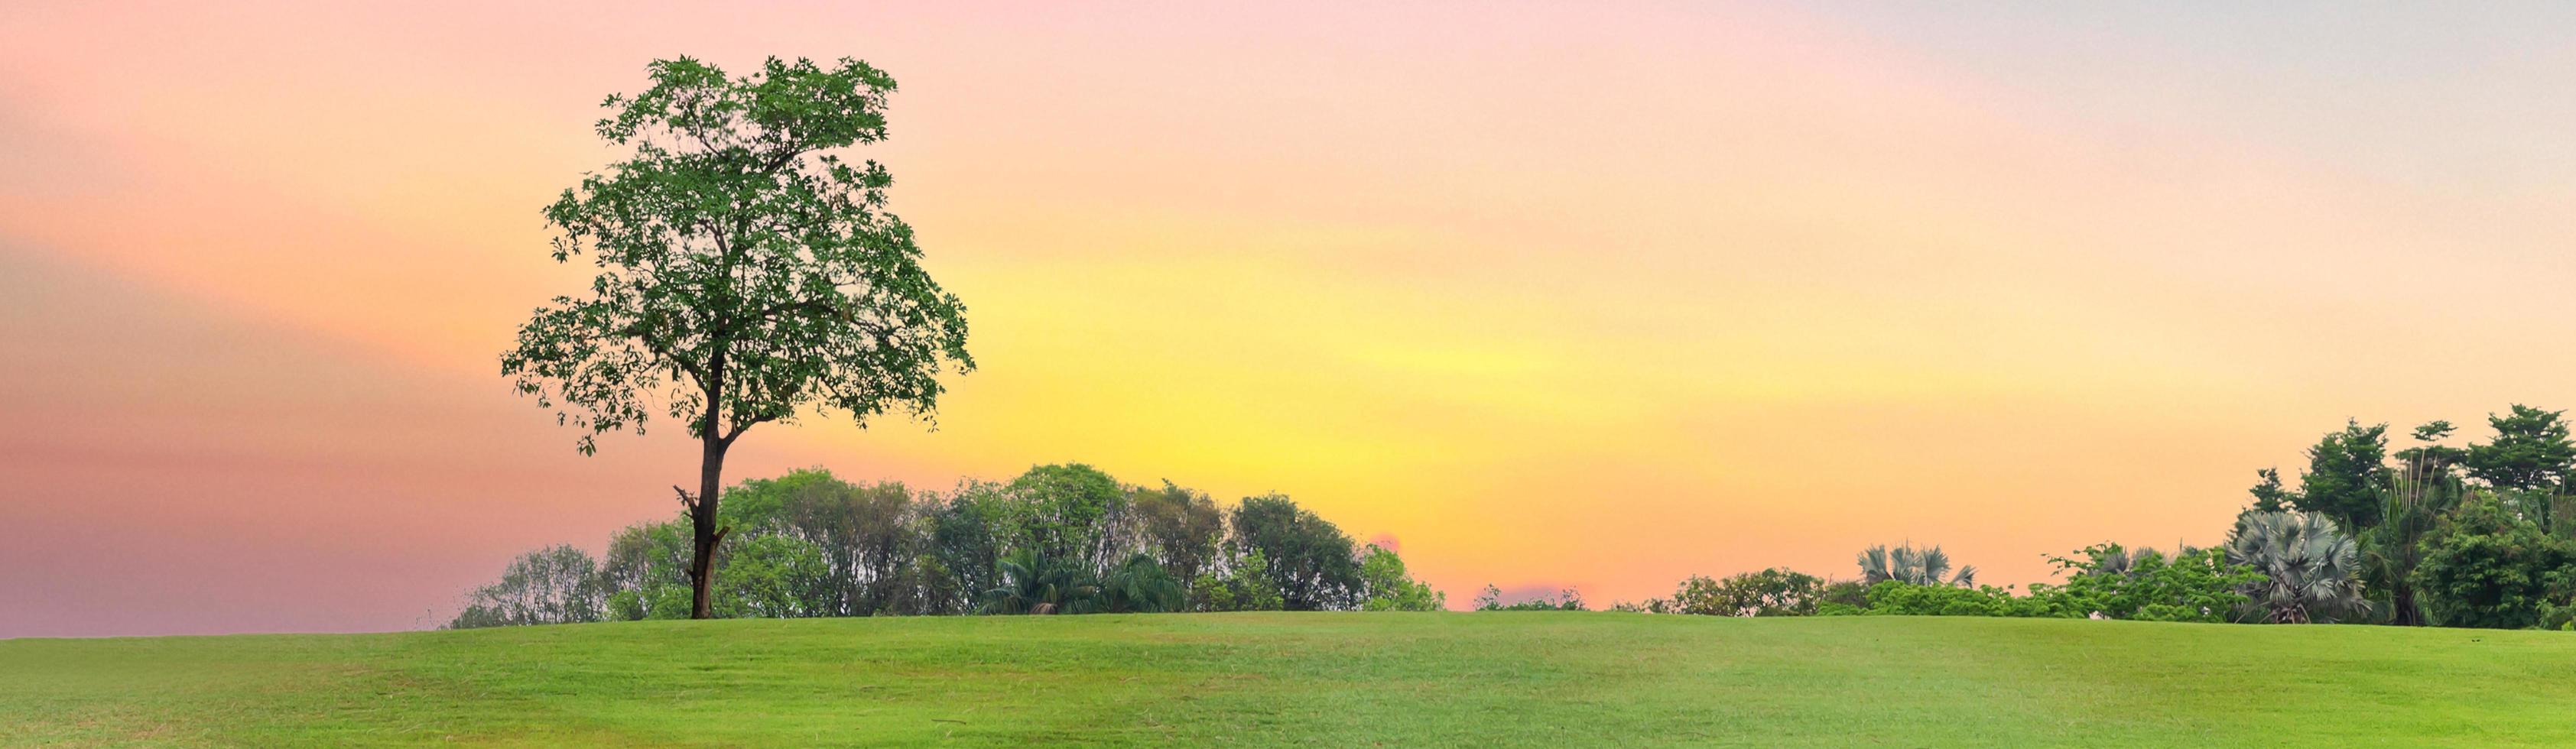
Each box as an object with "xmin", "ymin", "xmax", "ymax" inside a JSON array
[
  {"xmin": 1642, "ymin": 569, "xmax": 1830, "ymax": 617},
  {"xmin": 1600, "ymin": 404, "xmax": 2576, "ymax": 630},
  {"xmin": 447, "ymin": 465, "xmax": 1443, "ymax": 627}
]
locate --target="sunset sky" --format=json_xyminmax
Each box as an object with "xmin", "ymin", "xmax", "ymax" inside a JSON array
[{"xmin": 8, "ymin": 2, "xmax": 2576, "ymax": 637}]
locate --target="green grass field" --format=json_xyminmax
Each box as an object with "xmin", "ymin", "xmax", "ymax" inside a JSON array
[{"xmin": 4, "ymin": 613, "xmax": 2570, "ymax": 747}]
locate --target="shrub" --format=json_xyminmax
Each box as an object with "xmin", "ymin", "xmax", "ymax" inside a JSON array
[
  {"xmin": 2029, "ymin": 544, "xmax": 2257, "ymax": 623},
  {"xmin": 1817, "ymin": 580, "xmax": 1869, "ymax": 613},
  {"xmin": 1859, "ymin": 580, "xmax": 2058, "ymax": 618},
  {"xmin": 1667, "ymin": 569, "xmax": 1827, "ymax": 617}
]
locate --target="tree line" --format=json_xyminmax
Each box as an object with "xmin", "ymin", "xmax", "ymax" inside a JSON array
[
  {"xmin": 457, "ymin": 405, "xmax": 2576, "ymax": 630},
  {"xmin": 1587, "ymin": 404, "xmax": 2576, "ymax": 629},
  {"xmin": 448, "ymin": 464, "xmax": 1444, "ymax": 627}
]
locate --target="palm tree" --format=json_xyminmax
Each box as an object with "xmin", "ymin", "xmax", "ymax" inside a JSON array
[
  {"xmin": 978, "ymin": 548, "xmax": 1100, "ymax": 615},
  {"xmin": 2224, "ymin": 511, "xmax": 2366, "ymax": 624},
  {"xmin": 1858, "ymin": 543, "xmax": 1977, "ymax": 587},
  {"xmin": 1097, "ymin": 553, "xmax": 1185, "ymax": 614},
  {"xmin": 2360, "ymin": 459, "xmax": 2462, "ymax": 626}
]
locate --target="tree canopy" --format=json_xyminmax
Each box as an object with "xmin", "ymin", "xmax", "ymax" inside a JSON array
[
  {"xmin": 504, "ymin": 56, "xmax": 972, "ymax": 454},
  {"xmin": 2293, "ymin": 420, "xmax": 2387, "ymax": 530},
  {"xmin": 2464, "ymin": 405, "xmax": 2575, "ymax": 493}
]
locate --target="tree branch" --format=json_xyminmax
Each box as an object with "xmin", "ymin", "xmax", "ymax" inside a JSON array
[{"xmin": 720, "ymin": 412, "xmax": 780, "ymax": 447}]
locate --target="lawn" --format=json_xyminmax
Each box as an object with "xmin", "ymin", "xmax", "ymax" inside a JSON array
[{"xmin": 2, "ymin": 612, "xmax": 2569, "ymax": 746}]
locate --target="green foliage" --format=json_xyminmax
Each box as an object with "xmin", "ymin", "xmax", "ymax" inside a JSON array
[
  {"xmin": 2464, "ymin": 405, "xmax": 2576, "ymax": 494},
  {"xmin": 713, "ymin": 469, "xmax": 833, "ymax": 530},
  {"xmin": 1817, "ymin": 579, "xmax": 1870, "ymax": 614},
  {"xmin": 1097, "ymin": 553, "xmax": 1187, "ymax": 614},
  {"xmin": 1856, "ymin": 543, "xmax": 1975, "ymax": 587},
  {"xmin": 1665, "ymin": 569, "xmax": 1827, "ymax": 617},
  {"xmin": 1229, "ymin": 494, "xmax": 1362, "ymax": 611},
  {"xmin": 1002, "ymin": 464, "xmax": 1128, "ymax": 569},
  {"xmin": 1191, "ymin": 548, "xmax": 1286, "ymax": 612},
  {"xmin": 599, "ymin": 520, "xmax": 693, "ymax": 621},
  {"xmin": 2360, "ymin": 460, "xmax": 2465, "ymax": 626},
  {"xmin": 1662, "ymin": 576, "xmax": 1720, "ymax": 615},
  {"xmin": 1858, "ymin": 580, "xmax": 2057, "ymax": 618},
  {"xmin": 726, "ymin": 469, "xmax": 927, "ymax": 616},
  {"xmin": 2294, "ymin": 420, "xmax": 2389, "ymax": 530},
  {"xmin": 979, "ymin": 548, "xmax": 1100, "ymax": 615},
  {"xmin": 2392, "ymin": 420, "xmax": 2470, "ymax": 478},
  {"xmin": 2029, "ymin": 545, "xmax": 2256, "ymax": 623},
  {"xmin": 1356, "ymin": 545, "xmax": 1446, "ymax": 611},
  {"xmin": 502, "ymin": 55, "xmax": 974, "ymax": 453},
  {"xmin": 711, "ymin": 534, "xmax": 833, "ymax": 618},
  {"xmin": 1811, "ymin": 546, "xmax": 2252, "ymax": 622},
  {"xmin": 2412, "ymin": 493, "xmax": 2576, "ymax": 629},
  {"xmin": 461, "ymin": 401, "xmax": 2576, "ymax": 633},
  {"xmin": 1473, "ymin": 585, "xmax": 1586, "ymax": 611},
  {"xmin": 644, "ymin": 585, "xmax": 695, "ymax": 619},
  {"xmin": 591, "ymin": 471, "xmax": 931, "ymax": 619},
  {"xmin": 924, "ymin": 481, "xmax": 1011, "ymax": 614},
  {"xmin": 1131, "ymin": 481, "xmax": 1224, "ymax": 588},
  {"xmin": 2224, "ymin": 511, "xmax": 2366, "ymax": 623},
  {"xmin": 480, "ymin": 464, "xmax": 1347, "ymax": 623},
  {"xmin": 2248, "ymin": 467, "xmax": 2294, "ymax": 513}
]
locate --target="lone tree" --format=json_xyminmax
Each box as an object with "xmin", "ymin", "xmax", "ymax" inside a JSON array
[{"xmin": 504, "ymin": 56, "xmax": 972, "ymax": 619}]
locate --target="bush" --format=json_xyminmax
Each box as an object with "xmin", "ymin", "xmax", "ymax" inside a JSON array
[
  {"xmin": 1666, "ymin": 569, "xmax": 1827, "ymax": 616},
  {"xmin": 1818, "ymin": 580, "xmax": 1869, "ymax": 612},
  {"xmin": 1860, "ymin": 580, "xmax": 2059, "ymax": 618},
  {"xmin": 2028, "ymin": 544, "xmax": 2257, "ymax": 623}
]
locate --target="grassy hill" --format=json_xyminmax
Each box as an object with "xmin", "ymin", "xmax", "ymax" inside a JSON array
[{"xmin": 5, "ymin": 612, "xmax": 2570, "ymax": 747}]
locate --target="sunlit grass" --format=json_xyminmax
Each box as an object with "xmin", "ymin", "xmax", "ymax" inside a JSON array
[{"xmin": 4, "ymin": 613, "xmax": 2569, "ymax": 746}]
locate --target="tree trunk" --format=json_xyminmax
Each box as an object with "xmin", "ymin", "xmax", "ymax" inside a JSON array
[{"xmin": 688, "ymin": 433, "xmax": 729, "ymax": 619}]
